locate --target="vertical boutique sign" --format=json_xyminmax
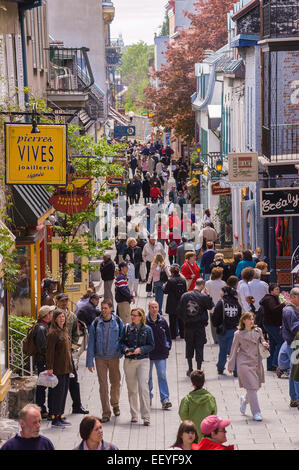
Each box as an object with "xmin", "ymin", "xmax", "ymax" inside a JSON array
[
  {"xmin": 228, "ymin": 152, "xmax": 258, "ymax": 182},
  {"xmin": 5, "ymin": 123, "xmax": 67, "ymax": 185}
]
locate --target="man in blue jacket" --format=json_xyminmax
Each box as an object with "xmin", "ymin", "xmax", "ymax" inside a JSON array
[
  {"xmin": 281, "ymin": 288, "xmax": 299, "ymax": 407},
  {"xmin": 86, "ymin": 299, "xmax": 124, "ymax": 423},
  {"xmin": 146, "ymin": 300, "xmax": 172, "ymax": 410}
]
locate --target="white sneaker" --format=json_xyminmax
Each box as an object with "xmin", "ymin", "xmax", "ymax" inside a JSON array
[
  {"xmin": 253, "ymin": 413, "xmax": 263, "ymax": 421},
  {"xmin": 240, "ymin": 396, "xmax": 247, "ymax": 415}
]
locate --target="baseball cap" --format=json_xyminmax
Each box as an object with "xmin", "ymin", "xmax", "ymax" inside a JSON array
[
  {"xmin": 200, "ymin": 415, "xmax": 231, "ymax": 435},
  {"xmin": 38, "ymin": 305, "xmax": 56, "ymax": 319},
  {"xmin": 56, "ymin": 293, "xmax": 69, "ymax": 301}
]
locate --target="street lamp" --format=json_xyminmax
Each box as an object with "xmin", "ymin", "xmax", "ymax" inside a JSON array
[
  {"xmin": 216, "ymin": 159, "xmax": 223, "ymax": 173},
  {"xmin": 128, "ymin": 110, "xmax": 134, "ymax": 122}
]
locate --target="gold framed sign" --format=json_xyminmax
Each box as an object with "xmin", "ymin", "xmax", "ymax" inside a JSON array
[
  {"xmin": 228, "ymin": 152, "xmax": 258, "ymax": 182},
  {"xmin": 5, "ymin": 123, "xmax": 67, "ymax": 185}
]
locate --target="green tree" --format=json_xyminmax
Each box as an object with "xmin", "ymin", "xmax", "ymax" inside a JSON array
[
  {"xmin": 120, "ymin": 41, "xmax": 154, "ymax": 114},
  {"xmin": 51, "ymin": 124, "xmax": 125, "ymax": 292}
]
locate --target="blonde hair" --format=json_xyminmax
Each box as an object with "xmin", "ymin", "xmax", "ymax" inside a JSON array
[
  {"xmin": 131, "ymin": 307, "xmax": 146, "ymax": 325},
  {"xmin": 127, "ymin": 237, "xmax": 137, "ymax": 247},
  {"xmin": 238, "ymin": 312, "xmax": 255, "ymax": 330},
  {"xmin": 151, "ymin": 253, "xmax": 165, "ymax": 269}
]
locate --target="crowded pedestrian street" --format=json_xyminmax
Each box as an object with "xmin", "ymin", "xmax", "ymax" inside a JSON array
[
  {"xmin": 39, "ymin": 283, "xmax": 299, "ymax": 451},
  {"xmin": 0, "ymin": 0, "xmax": 298, "ymax": 455}
]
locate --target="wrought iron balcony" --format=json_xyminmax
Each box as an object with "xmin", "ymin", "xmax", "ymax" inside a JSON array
[
  {"xmin": 47, "ymin": 46, "xmax": 94, "ymax": 108},
  {"xmin": 262, "ymin": 124, "xmax": 299, "ymax": 161},
  {"xmin": 262, "ymin": 0, "xmax": 299, "ymax": 39},
  {"xmin": 105, "ymin": 39, "xmax": 122, "ymax": 67}
]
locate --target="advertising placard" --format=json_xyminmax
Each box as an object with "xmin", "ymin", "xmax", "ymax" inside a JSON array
[
  {"xmin": 228, "ymin": 152, "xmax": 258, "ymax": 182},
  {"xmin": 5, "ymin": 123, "xmax": 67, "ymax": 185}
]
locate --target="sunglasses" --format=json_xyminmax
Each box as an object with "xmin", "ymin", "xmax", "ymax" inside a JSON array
[{"xmin": 131, "ymin": 313, "xmax": 141, "ymax": 317}]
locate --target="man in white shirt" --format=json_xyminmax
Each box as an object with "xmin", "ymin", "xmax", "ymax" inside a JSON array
[
  {"xmin": 249, "ymin": 269, "xmax": 269, "ymax": 311},
  {"xmin": 143, "ymin": 237, "xmax": 166, "ymax": 285},
  {"xmin": 237, "ymin": 267, "xmax": 255, "ymax": 312}
]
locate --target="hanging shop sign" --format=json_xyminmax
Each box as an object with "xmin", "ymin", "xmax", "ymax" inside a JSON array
[
  {"xmin": 228, "ymin": 152, "xmax": 258, "ymax": 182},
  {"xmin": 49, "ymin": 176, "xmax": 92, "ymax": 215},
  {"xmin": 211, "ymin": 181, "xmax": 232, "ymax": 196},
  {"xmin": 114, "ymin": 126, "xmax": 136, "ymax": 138},
  {"xmin": 260, "ymin": 187, "xmax": 299, "ymax": 218},
  {"xmin": 106, "ymin": 175, "xmax": 124, "ymax": 187},
  {"xmin": 5, "ymin": 123, "xmax": 67, "ymax": 185}
]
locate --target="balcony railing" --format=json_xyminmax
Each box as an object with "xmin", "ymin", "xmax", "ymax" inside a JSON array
[
  {"xmin": 47, "ymin": 46, "xmax": 94, "ymax": 94},
  {"xmin": 262, "ymin": 124, "xmax": 299, "ymax": 161},
  {"xmin": 262, "ymin": 1, "xmax": 299, "ymax": 39}
]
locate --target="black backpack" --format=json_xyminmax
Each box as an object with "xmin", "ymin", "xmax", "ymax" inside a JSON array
[
  {"xmin": 176, "ymin": 278, "xmax": 187, "ymax": 299},
  {"xmin": 22, "ymin": 323, "xmax": 38, "ymax": 356},
  {"xmin": 185, "ymin": 299, "xmax": 203, "ymax": 322}
]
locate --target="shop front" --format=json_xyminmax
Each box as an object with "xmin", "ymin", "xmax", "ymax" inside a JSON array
[{"xmin": 9, "ymin": 184, "xmax": 54, "ymax": 318}]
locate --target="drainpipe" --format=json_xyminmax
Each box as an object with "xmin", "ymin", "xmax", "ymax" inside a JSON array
[{"xmin": 18, "ymin": 5, "xmax": 29, "ymax": 119}]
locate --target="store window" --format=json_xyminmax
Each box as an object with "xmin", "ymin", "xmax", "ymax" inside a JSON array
[{"xmin": 10, "ymin": 246, "xmax": 32, "ymax": 317}]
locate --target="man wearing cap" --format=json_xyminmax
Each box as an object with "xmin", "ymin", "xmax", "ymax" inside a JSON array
[
  {"xmin": 192, "ymin": 415, "xmax": 234, "ymax": 450},
  {"xmin": 77, "ymin": 293, "xmax": 100, "ymax": 332},
  {"xmin": 33, "ymin": 305, "xmax": 55, "ymax": 418},
  {"xmin": 115, "ymin": 262, "xmax": 135, "ymax": 324},
  {"xmin": 56, "ymin": 293, "xmax": 89, "ymax": 415}
]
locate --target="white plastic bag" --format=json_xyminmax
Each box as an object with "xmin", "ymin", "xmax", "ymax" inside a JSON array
[{"xmin": 37, "ymin": 371, "xmax": 58, "ymax": 389}]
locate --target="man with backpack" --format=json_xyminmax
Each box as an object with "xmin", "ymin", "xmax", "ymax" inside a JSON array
[
  {"xmin": 179, "ymin": 278, "xmax": 214, "ymax": 376},
  {"xmin": 30, "ymin": 305, "xmax": 55, "ymax": 419},
  {"xmin": 86, "ymin": 298, "xmax": 124, "ymax": 423}
]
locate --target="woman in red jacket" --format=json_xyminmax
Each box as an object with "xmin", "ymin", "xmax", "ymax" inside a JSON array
[
  {"xmin": 150, "ymin": 182, "xmax": 162, "ymax": 203},
  {"xmin": 180, "ymin": 252, "xmax": 201, "ymax": 291}
]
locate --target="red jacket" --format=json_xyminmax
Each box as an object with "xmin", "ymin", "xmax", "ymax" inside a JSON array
[
  {"xmin": 192, "ymin": 438, "xmax": 234, "ymax": 451},
  {"xmin": 150, "ymin": 186, "xmax": 162, "ymax": 198},
  {"xmin": 180, "ymin": 261, "xmax": 201, "ymax": 291}
]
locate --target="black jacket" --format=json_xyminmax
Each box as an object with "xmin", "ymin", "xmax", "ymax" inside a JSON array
[
  {"xmin": 123, "ymin": 246, "xmax": 142, "ymax": 278},
  {"xmin": 212, "ymin": 288, "xmax": 242, "ymax": 330},
  {"xmin": 146, "ymin": 313, "xmax": 172, "ymax": 360},
  {"xmin": 77, "ymin": 301, "xmax": 98, "ymax": 327},
  {"xmin": 33, "ymin": 320, "xmax": 50, "ymax": 363},
  {"xmin": 259, "ymin": 294, "xmax": 285, "ymax": 327},
  {"xmin": 126, "ymin": 182, "xmax": 136, "ymax": 196},
  {"xmin": 100, "ymin": 259, "xmax": 115, "ymax": 281},
  {"xmin": 142, "ymin": 179, "xmax": 151, "ymax": 197},
  {"xmin": 179, "ymin": 290, "xmax": 214, "ymax": 329},
  {"xmin": 209, "ymin": 261, "xmax": 231, "ymax": 282},
  {"xmin": 163, "ymin": 274, "xmax": 187, "ymax": 315}
]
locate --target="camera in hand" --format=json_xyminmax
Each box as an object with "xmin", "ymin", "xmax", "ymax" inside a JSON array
[{"xmin": 125, "ymin": 348, "xmax": 135, "ymax": 354}]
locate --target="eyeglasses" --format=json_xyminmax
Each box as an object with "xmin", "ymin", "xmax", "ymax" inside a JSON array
[
  {"xmin": 217, "ymin": 429, "xmax": 227, "ymax": 433},
  {"xmin": 131, "ymin": 313, "xmax": 141, "ymax": 317}
]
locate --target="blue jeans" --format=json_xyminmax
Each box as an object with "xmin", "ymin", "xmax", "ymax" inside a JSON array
[
  {"xmin": 278, "ymin": 341, "xmax": 299, "ymax": 401},
  {"xmin": 217, "ymin": 328, "xmax": 237, "ymax": 373},
  {"xmin": 154, "ymin": 280, "xmax": 164, "ymax": 314},
  {"xmin": 263, "ymin": 325, "xmax": 283, "ymax": 369},
  {"xmin": 149, "ymin": 359, "xmax": 169, "ymax": 403}
]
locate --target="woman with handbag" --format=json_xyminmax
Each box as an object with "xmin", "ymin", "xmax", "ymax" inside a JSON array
[
  {"xmin": 147, "ymin": 254, "xmax": 169, "ymax": 315},
  {"xmin": 227, "ymin": 312, "xmax": 269, "ymax": 422},
  {"xmin": 180, "ymin": 252, "xmax": 201, "ymax": 291},
  {"xmin": 211, "ymin": 286, "xmax": 242, "ymax": 375},
  {"xmin": 46, "ymin": 308, "xmax": 73, "ymax": 428}
]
